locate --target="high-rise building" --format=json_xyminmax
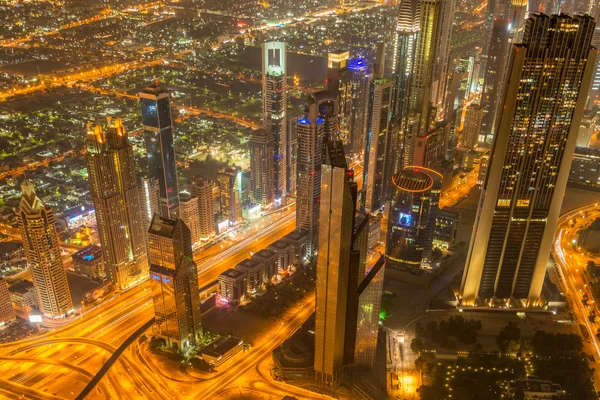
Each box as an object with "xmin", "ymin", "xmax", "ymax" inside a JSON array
[
  {"xmin": 432, "ymin": 0, "xmax": 456, "ymax": 115},
  {"xmin": 314, "ymin": 141, "xmax": 358, "ymax": 386},
  {"xmin": 139, "ymin": 176, "xmax": 160, "ymax": 232},
  {"xmin": 327, "ymin": 50, "xmax": 352, "ymax": 146},
  {"xmin": 410, "ymin": 0, "xmax": 442, "ymax": 135},
  {"xmin": 363, "ymin": 47, "xmax": 393, "ymax": 212},
  {"xmin": 391, "ymin": 0, "xmax": 419, "ymax": 161},
  {"xmin": 386, "ymin": 167, "xmax": 442, "ymax": 270},
  {"xmin": 262, "ymin": 41, "xmax": 287, "ymax": 199},
  {"xmin": 189, "ymin": 177, "xmax": 215, "ymax": 240},
  {"xmin": 85, "ymin": 119, "xmax": 149, "ymax": 289},
  {"xmin": 217, "ymin": 167, "xmax": 242, "ymax": 227},
  {"xmin": 286, "ymin": 117, "xmax": 298, "ymax": 194},
  {"xmin": 481, "ymin": 18, "xmax": 511, "ymax": 143},
  {"xmin": 140, "ymin": 84, "xmax": 180, "ymax": 219},
  {"xmin": 249, "ymin": 128, "xmax": 275, "ymax": 207},
  {"xmin": 462, "ymin": 105, "xmax": 484, "ymax": 149},
  {"xmin": 180, "ymin": 194, "xmax": 201, "ymax": 246},
  {"xmin": 586, "ymin": 26, "xmax": 600, "ymax": 109},
  {"xmin": 0, "ymin": 278, "xmax": 16, "ymax": 327},
  {"xmin": 17, "ymin": 178, "xmax": 73, "ymax": 318},
  {"xmin": 508, "ymin": 0, "xmax": 527, "ymax": 41},
  {"xmin": 348, "ymin": 58, "xmax": 372, "ymax": 157},
  {"xmin": 296, "ymin": 94, "xmax": 326, "ymax": 255},
  {"xmin": 460, "ymin": 14, "xmax": 596, "ymax": 306},
  {"xmin": 148, "ymin": 215, "xmax": 202, "ymax": 351}
]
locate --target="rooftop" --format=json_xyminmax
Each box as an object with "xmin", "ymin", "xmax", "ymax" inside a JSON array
[
  {"xmin": 201, "ymin": 336, "xmax": 243, "ymax": 358},
  {"xmin": 219, "ymin": 268, "xmax": 246, "ymax": 280},
  {"xmin": 8, "ymin": 280, "xmax": 34, "ymax": 295},
  {"xmin": 148, "ymin": 214, "xmax": 178, "ymax": 238}
]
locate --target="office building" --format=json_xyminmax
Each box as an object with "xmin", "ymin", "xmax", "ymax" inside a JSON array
[
  {"xmin": 508, "ymin": 0, "xmax": 527, "ymax": 41},
  {"xmin": 363, "ymin": 46, "xmax": 393, "ymax": 212},
  {"xmin": 386, "ymin": 167, "xmax": 442, "ymax": 270},
  {"xmin": 188, "ymin": 177, "xmax": 215, "ymax": 240},
  {"xmin": 587, "ymin": 26, "xmax": 600, "ymax": 109},
  {"xmin": 0, "ymin": 278, "xmax": 16, "ymax": 326},
  {"xmin": 327, "ymin": 50, "xmax": 352, "ymax": 146},
  {"xmin": 481, "ymin": 19, "xmax": 511, "ymax": 143},
  {"xmin": 140, "ymin": 84, "xmax": 180, "ymax": 219},
  {"xmin": 9, "ymin": 280, "xmax": 37, "ymax": 313},
  {"xmin": 263, "ymin": 41, "xmax": 287, "ymax": 199},
  {"xmin": 139, "ymin": 175, "xmax": 160, "ymax": 232},
  {"xmin": 180, "ymin": 193, "xmax": 201, "ymax": 246},
  {"xmin": 148, "ymin": 215, "xmax": 202, "ymax": 351},
  {"xmin": 348, "ymin": 58, "xmax": 372, "ymax": 157},
  {"xmin": 569, "ymin": 147, "xmax": 600, "ymax": 190},
  {"xmin": 577, "ymin": 110, "xmax": 598, "ymax": 148},
  {"xmin": 217, "ymin": 167, "xmax": 242, "ymax": 227},
  {"xmin": 460, "ymin": 14, "xmax": 596, "ymax": 306},
  {"xmin": 314, "ymin": 141, "xmax": 358, "ymax": 386},
  {"xmin": 296, "ymin": 94, "xmax": 326, "ymax": 255},
  {"xmin": 462, "ymin": 105, "xmax": 484, "ymax": 149},
  {"xmin": 434, "ymin": 209, "xmax": 459, "ymax": 250},
  {"xmin": 17, "ymin": 178, "xmax": 72, "ymax": 318},
  {"xmin": 249, "ymin": 128, "xmax": 275, "ymax": 207},
  {"xmin": 72, "ymin": 245, "xmax": 105, "ymax": 280},
  {"xmin": 218, "ymin": 269, "xmax": 247, "ymax": 304},
  {"xmin": 251, "ymin": 248, "xmax": 279, "ymax": 282},
  {"xmin": 432, "ymin": 0, "xmax": 456, "ymax": 114},
  {"xmin": 235, "ymin": 258, "xmax": 264, "ymax": 294},
  {"xmin": 85, "ymin": 118, "xmax": 149, "ymax": 289}
]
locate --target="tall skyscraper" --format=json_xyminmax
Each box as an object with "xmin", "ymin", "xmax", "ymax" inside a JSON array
[
  {"xmin": 480, "ymin": 18, "xmax": 511, "ymax": 143},
  {"xmin": 386, "ymin": 167, "xmax": 441, "ymax": 270},
  {"xmin": 327, "ymin": 50, "xmax": 352, "ymax": 146},
  {"xmin": 17, "ymin": 178, "xmax": 72, "ymax": 318},
  {"xmin": 249, "ymin": 128, "xmax": 275, "ymax": 207},
  {"xmin": 314, "ymin": 141, "xmax": 358, "ymax": 386},
  {"xmin": 432, "ymin": 0, "xmax": 456, "ymax": 114},
  {"xmin": 363, "ymin": 46, "xmax": 393, "ymax": 212},
  {"xmin": 586, "ymin": 25, "xmax": 600, "ymax": 109},
  {"xmin": 463, "ymin": 105, "xmax": 484, "ymax": 149},
  {"xmin": 348, "ymin": 58, "xmax": 371, "ymax": 157},
  {"xmin": 296, "ymin": 94, "xmax": 325, "ymax": 255},
  {"xmin": 180, "ymin": 194, "xmax": 201, "ymax": 246},
  {"xmin": 460, "ymin": 13, "xmax": 596, "ymax": 306},
  {"xmin": 508, "ymin": 0, "xmax": 527, "ymax": 41},
  {"xmin": 286, "ymin": 117, "xmax": 298, "ymax": 194},
  {"xmin": 217, "ymin": 167, "xmax": 242, "ymax": 227},
  {"xmin": 0, "ymin": 278, "xmax": 16, "ymax": 327},
  {"xmin": 262, "ymin": 41, "xmax": 287, "ymax": 200},
  {"xmin": 85, "ymin": 118, "xmax": 149, "ymax": 289},
  {"xmin": 139, "ymin": 176, "xmax": 159, "ymax": 232},
  {"xmin": 140, "ymin": 84, "xmax": 180, "ymax": 219},
  {"xmin": 148, "ymin": 215, "xmax": 202, "ymax": 351},
  {"xmin": 189, "ymin": 177, "xmax": 215, "ymax": 240}
]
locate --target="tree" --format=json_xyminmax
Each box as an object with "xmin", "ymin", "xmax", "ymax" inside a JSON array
[
  {"xmin": 411, "ymin": 337, "xmax": 425, "ymax": 354},
  {"xmin": 497, "ymin": 321, "xmax": 521, "ymax": 353}
]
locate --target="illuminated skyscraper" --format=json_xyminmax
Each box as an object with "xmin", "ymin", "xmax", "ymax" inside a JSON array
[
  {"xmin": 17, "ymin": 178, "xmax": 72, "ymax": 318},
  {"xmin": 327, "ymin": 50, "xmax": 352, "ymax": 146},
  {"xmin": 249, "ymin": 128, "xmax": 275, "ymax": 207},
  {"xmin": 218, "ymin": 167, "xmax": 242, "ymax": 226},
  {"xmin": 180, "ymin": 194, "xmax": 201, "ymax": 246},
  {"xmin": 508, "ymin": 0, "xmax": 527, "ymax": 41},
  {"xmin": 348, "ymin": 58, "xmax": 371, "ymax": 157},
  {"xmin": 296, "ymin": 94, "xmax": 325, "ymax": 255},
  {"xmin": 432, "ymin": 0, "xmax": 456, "ymax": 114},
  {"xmin": 262, "ymin": 41, "xmax": 287, "ymax": 200},
  {"xmin": 0, "ymin": 278, "xmax": 16, "ymax": 327},
  {"xmin": 314, "ymin": 141, "xmax": 358, "ymax": 386},
  {"xmin": 586, "ymin": 26, "xmax": 600, "ymax": 109},
  {"xmin": 148, "ymin": 215, "xmax": 202, "ymax": 351},
  {"xmin": 363, "ymin": 46, "xmax": 393, "ymax": 212},
  {"xmin": 460, "ymin": 14, "xmax": 596, "ymax": 306},
  {"xmin": 386, "ymin": 167, "xmax": 441, "ymax": 270},
  {"xmin": 463, "ymin": 105, "xmax": 484, "ymax": 149},
  {"xmin": 189, "ymin": 177, "xmax": 215, "ymax": 240},
  {"xmin": 286, "ymin": 117, "xmax": 298, "ymax": 194},
  {"xmin": 481, "ymin": 18, "xmax": 511, "ymax": 143},
  {"xmin": 139, "ymin": 176, "xmax": 159, "ymax": 232},
  {"xmin": 140, "ymin": 84, "xmax": 180, "ymax": 219},
  {"xmin": 85, "ymin": 119, "xmax": 149, "ymax": 289}
]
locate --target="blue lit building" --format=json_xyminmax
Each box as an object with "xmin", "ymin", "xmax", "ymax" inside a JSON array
[
  {"xmin": 140, "ymin": 84, "xmax": 180, "ymax": 219},
  {"xmin": 348, "ymin": 58, "xmax": 371, "ymax": 157}
]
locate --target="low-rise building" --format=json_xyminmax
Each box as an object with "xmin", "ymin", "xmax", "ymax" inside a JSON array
[
  {"xmin": 508, "ymin": 377, "xmax": 562, "ymax": 400},
  {"xmin": 218, "ymin": 269, "xmax": 246, "ymax": 303},
  {"xmin": 280, "ymin": 230, "xmax": 308, "ymax": 264},
  {"xmin": 0, "ymin": 278, "xmax": 16, "ymax": 326},
  {"xmin": 268, "ymin": 240, "xmax": 295, "ymax": 272},
  {"xmin": 72, "ymin": 245, "xmax": 105, "ymax": 280},
  {"xmin": 234, "ymin": 258, "xmax": 264, "ymax": 294},
  {"xmin": 434, "ymin": 209, "xmax": 460, "ymax": 250},
  {"xmin": 251, "ymin": 248, "xmax": 279, "ymax": 282},
  {"xmin": 200, "ymin": 336, "xmax": 244, "ymax": 367},
  {"xmin": 8, "ymin": 280, "xmax": 38, "ymax": 313}
]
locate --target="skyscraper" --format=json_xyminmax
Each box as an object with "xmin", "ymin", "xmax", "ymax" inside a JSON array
[
  {"xmin": 586, "ymin": 25, "xmax": 600, "ymax": 109},
  {"xmin": 432, "ymin": 0, "xmax": 456, "ymax": 114},
  {"xmin": 314, "ymin": 141, "xmax": 358, "ymax": 386},
  {"xmin": 363, "ymin": 46, "xmax": 393, "ymax": 212},
  {"xmin": 180, "ymin": 194, "xmax": 201, "ymax": 246},
  {"xmin": 0, "ymin": 278, "xmax": 16, "ymax": 327},
  {"xmin": 348, "ymin": 58, "xmax": 371, "ymax": 157},
  {"xmin": 386, "ymin": 167, "xmax": 441, "ymax": 270},
  {"xmin": 480, "ymin": 18, "xmax": 511, "ymax": 143},
  {"xmin": 189, "ymin": 177, "xmax": 215, "ymax": 240},
  {"xmin": 460, "ymin": 13, "xmax": 596, "ymax": 306},
  {"xmin": 85, "ymin": 118, "xmax": 149, "ymax": 289},
  {"xmin": 217, "ymin": 167, "xmax": 242, "ymax": 227},
  {"xmin": 295, "ymin": 94, "xmax": 326, "ymax": 255},
  {"xmin": 249, "ymin": 128, "xmax": 275, "ymax": 207},
  {"xmin": 262, "ymin": 41, "xmax": 287, "ymax": 200},
  {"xmin": 139, "ymin": 176, "xmax": 160, "ymax": 232},
  {"xmin": 140, "ymin": 84, "xmax": 180, "ymax": 219},
  {"xmin": 462, "ymin": 105, "xmax": 484, "ymax": 149},
  {"xmin": 286, "ymin": 117, "xmax": 298, "ymax": 194},
  {"xmin": 148, "ymin": 215, "xmax": 202, "ymax": 351},
  {"xmin": 327, "ymin": 50, "xmax": 352, "ymax": 146},
  {"xmin": 17, "ymin": 178, "xmax": 72, "ymax": 318}
]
